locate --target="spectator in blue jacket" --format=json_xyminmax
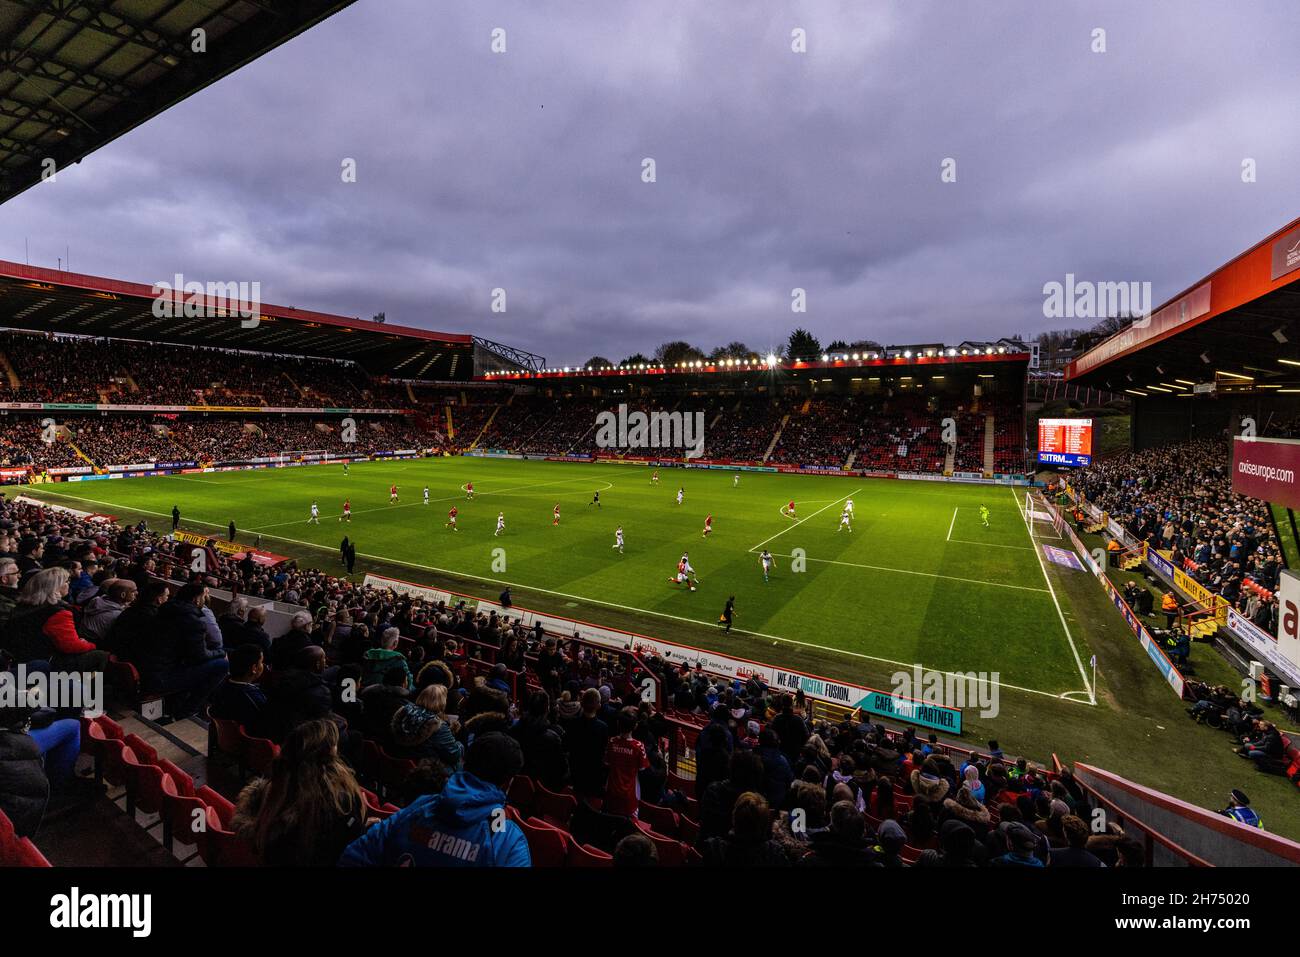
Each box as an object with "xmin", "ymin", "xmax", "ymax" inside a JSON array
[{"xmin": 338, "ymin": 731, "xmax": 530, "ymax": 867}]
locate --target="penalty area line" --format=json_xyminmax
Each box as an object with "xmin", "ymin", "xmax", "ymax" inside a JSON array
[{"xmin": 1013, "ymin": 488, "xmax": 1096, "ymax": 705}]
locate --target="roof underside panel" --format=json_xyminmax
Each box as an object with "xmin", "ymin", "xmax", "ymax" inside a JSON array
[
  {"xmin": 0, "ymin": 0, "xmax": 361, "ymax": 205},
  {"xmin": 0, "ymin": 268, "xmax": 476, "ymax": 379},
  {"xmin": 1068, "ymin": 216, "xmax": 1300, "ymax": 387}
]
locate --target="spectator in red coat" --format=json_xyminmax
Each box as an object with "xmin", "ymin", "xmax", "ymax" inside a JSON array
[
  {"xmin": 3, "ymin": 567, "xmax": 108, "ymax": 673},
  {"xmin": 603, "ymin": 707, "xmax": 649, "ymax": 817}
]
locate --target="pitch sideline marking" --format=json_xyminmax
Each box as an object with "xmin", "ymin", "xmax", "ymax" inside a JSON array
[
  {"xmin": 22, "ymin": 485, "xmax": 1093, "ymax": 704},
  {"xmin": 947, "ymin": 539, "xmax": 1033, "ymax": 551},
  {"xmin": 750, "ymin": 488, "xmax": 861, "ymax": 552},
  {"xmin": 1013, "ymin": 488, "xmax": 1096, "ymax": 704},
  {"xmin": 757, "ymin": 552, "xmax": 1051, "ymax": 593},
  {"xmin": 246, "ymin": 478, "xmax": 615, "ymax": 530},
  {"xmin": 946, "ymin": 506, "xmax": 958, "ymax": 541}
]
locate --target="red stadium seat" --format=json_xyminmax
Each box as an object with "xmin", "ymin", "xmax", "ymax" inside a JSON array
[
  {"xmin": 237, "ymin": 727, "xmax": 280, "ymax": 777},
  {"xmin": 2, "ymin": 836, "xmax": 51, "ymax": 867},
  {"xmin": 506, "ymin": 775, "xmax": 536, "ymax": 817},
  {"xmin": 82, "ymin": 714, "xmax": 124, "ymax": 784},
  {"xmin": 566, "ymin": 841, "xmax": 614, "ymax": 867},
  {"xmin": 533, "ymin": 782, "xmax": 577, "ymax": 829},
  {"xmin": 678, "ymin": 814, "xmax": 700, "ymax": 845},
  {"xmin": 207, "ymin": 710, "xmax": 246, "ymax": 778},
  {"xmin": 361, "ymin": 788, "xmax": 399, "ymax": 819},
  {"xmin": 633, "ymin": 820, "xmax": 690, "ymax": 867},
  {"xmin": 520, "ymin": 816, "xmax": 568, "ymax": 866},
  {"xmin": 667, "ymin": 772, "xmax": 696, "ymax": 798},
  {"xmin": 98, "ymin": 735, "xmax": 131, "ymax": 788},
  {"xmin": 120, "ymin": 747, "xmax": 168, "ymax": 822},
  {"xmin": 198, "ymin": 789, "xmax": 258, "ymax": 867},
  {"xmin": 638, "ymin": 801, "xmax": 679, "ymax": 837}
]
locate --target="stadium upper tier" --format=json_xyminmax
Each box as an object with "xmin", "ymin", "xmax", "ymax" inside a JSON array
[
  {"xmin": 0, "ymin": 262, "xmax": 475, "ymax": 379},
  {"xmin": 0, "ymin": 329, "xmax": 1030, "ymax": 475}
]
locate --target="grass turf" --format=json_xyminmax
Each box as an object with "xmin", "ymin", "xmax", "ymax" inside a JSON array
[{"xmin": 26, "ymin": 457, "xmax": 1091, "ymax": 701}]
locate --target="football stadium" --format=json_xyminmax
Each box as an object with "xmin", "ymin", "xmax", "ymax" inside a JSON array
[{"xmin": 1, "ymin": 0, "xmax": 1299, "ymax": 927}]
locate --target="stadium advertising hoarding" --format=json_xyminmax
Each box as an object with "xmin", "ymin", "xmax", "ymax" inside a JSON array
[
  {"xmin": 1102, "ymin": 575, "xmax": 1186, "ymax": 697},
  {"xmin": 1232, "ymin": 436, "xmax": 1300, "ymax": 511},
  {"xmin": 171, "ymin": 529, "xmax": 245, "ymax": 557},
  {"xmin": 1274, "ymin": 569, "xmax": 1300, "ymax": 676},
  {"xmin": 1068, "ymin": 281, "xmax": 1211, "ymax": 377},
  {"xmin": 1146, "ymin": 548, "xmax": 1176, "ymax": 580},
  {"xmin": 1227, "ymin": 607, "xmax": 1300, "ymax": 687},
  {"xmin": 1037, "ymin": 417, "xmax": 1093, "ymax": 467},
  {"xmin": 362, "ymin": 574, "xmax": 962, "ymax": 733},
  {"xmin": 1046, "ymin": 492, "xmax": 1186, "ymax": 696},
  {"xmin": 1272, "ymin": 222, "xmax": 1300, "ymax": 280}
]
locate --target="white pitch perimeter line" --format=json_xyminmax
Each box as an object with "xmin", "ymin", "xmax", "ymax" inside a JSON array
[
  {"xmin": 761, "ymin": 552, "xmax": 1049, "ymax": 593},
  {"xmin": 1013, "ymin": 488, "xmax": 1095, "ymax": 704},
  {"xmin": 23, "ymin": 485, "xmax": 1091, "ymax": 705},
  {"xmin": 946, "ymin": 506, "xmax": 958, "ymax": 541},
  {"xmin": 948, "ymin": 539, "xmax": 1033, "ymax": 551},
  {"xmin": 247, "ymin": 479, "xmax": 614, "ymax": 530},
  {"xmin": 750, "ymin": 488, "xmax": 861, "ymax": 553}
]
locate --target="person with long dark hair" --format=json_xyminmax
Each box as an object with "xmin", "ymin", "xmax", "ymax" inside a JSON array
[{"xmin": 233, "ymin": 719, "xmax": 370, "ymax": 866}]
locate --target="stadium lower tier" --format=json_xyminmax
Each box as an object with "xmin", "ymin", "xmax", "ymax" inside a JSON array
[{"xmin": 0, "ymin": 389, "xmax": 1027, "ymax": 477}]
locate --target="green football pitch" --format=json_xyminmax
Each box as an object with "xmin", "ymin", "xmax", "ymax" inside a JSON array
[{"xmin": 24, "ymin": 457, "xmax": 1096, "ymax": 703}]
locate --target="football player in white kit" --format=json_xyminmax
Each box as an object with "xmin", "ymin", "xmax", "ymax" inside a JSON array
[
  {"xmin": 845, "ymin": 497, "xmax": 855, "ymax": 517},
  {"xmin": 733, "ymin": 473, "xmax": 740, "ymax": 487},
  {"xmin": 494, "ymin": 512, "xmax": 506, "ymax": 536},
  {"xmin": 613, "ymin": 526, "xmax": 625, "ymax": 553},
  {"xmin": 308, "ymin": 501, "xmax": 320, "ymax": 524},
  {"xmin": 837, "ymin": 507, "xmax": 852, "ymax": 533},
  {"xmin": 669, "ymin": 552, "xmax": 698, "ymax": 590},
  {"xmin": 676, "ymin": 487, "xmax": 684, "ymax": 506},
  {"xmin": 760, "ymin": 548, "xmax": 773, "ymax": 582},
  {"xmin": 423, "ymin": 486, "xmax": 430, "ymax": 505}
]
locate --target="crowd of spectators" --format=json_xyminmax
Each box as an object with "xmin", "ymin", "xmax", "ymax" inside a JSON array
[
  {"xmin": 0, "ymin": 415, "xmax": 431, "ymax": 472},
  {"xmin": 1073, "ymin": 438, "xmax": 1282, "ymax": 633},
  {"xmin": 0, "ymin": 332, "xmax": 1033, "ymax": 475},
  {"xmin": 0, "ymin": 492, "xmax": 1144, "ymax": 866},
  {"xmin": 0, "ymin": 332, "xmax": 377, "ymax": 407}
]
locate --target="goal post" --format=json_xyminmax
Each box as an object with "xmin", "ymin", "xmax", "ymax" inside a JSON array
[{"xmin": 1023, "ymin": 490, "xmax": 1064, "ymax": 539}]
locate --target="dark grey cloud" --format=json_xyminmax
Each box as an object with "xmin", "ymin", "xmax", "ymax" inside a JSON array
[{"xmin": 3, "ymin": 0, "xmax": 1298, "ymax": 365}]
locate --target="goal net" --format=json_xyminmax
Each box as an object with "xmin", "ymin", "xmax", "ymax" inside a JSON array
[{"xmin": 1021, "ymin": 490, "xmax": 1064, "ymax": 539}]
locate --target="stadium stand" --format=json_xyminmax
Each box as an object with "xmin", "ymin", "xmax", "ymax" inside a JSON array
[
  {"xmin": 0, "ymin": 332, "xmax": 1029, "ymax": 477},
  {"xmin": 5, "ymin": 488, "xmax": 1289, "ymax": 868},
  {"xmin": 1073, "ymin": 438, "xmax": 1283, "ymax": 634}
]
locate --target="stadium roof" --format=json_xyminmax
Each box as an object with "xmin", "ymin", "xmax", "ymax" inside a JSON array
[
  {"xmin": 1066, "ymin": 215, "xmax": 1300, "ymax": 395},
  {"xmin": 480, "ymin": 346, "xmax": 1029, "ymax": 382},
  {"xmin": 0, "ymin": 0, "xmax": 359, "ymax": 206},
  {"xmin": 0, "ymin": 259, "xmax": 476, "ymax": 378}
]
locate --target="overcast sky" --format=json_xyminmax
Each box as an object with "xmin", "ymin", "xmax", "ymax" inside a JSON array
[{"xmin": 2, "ymin": 0, "xmax": 1298, "ymax": 366}]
